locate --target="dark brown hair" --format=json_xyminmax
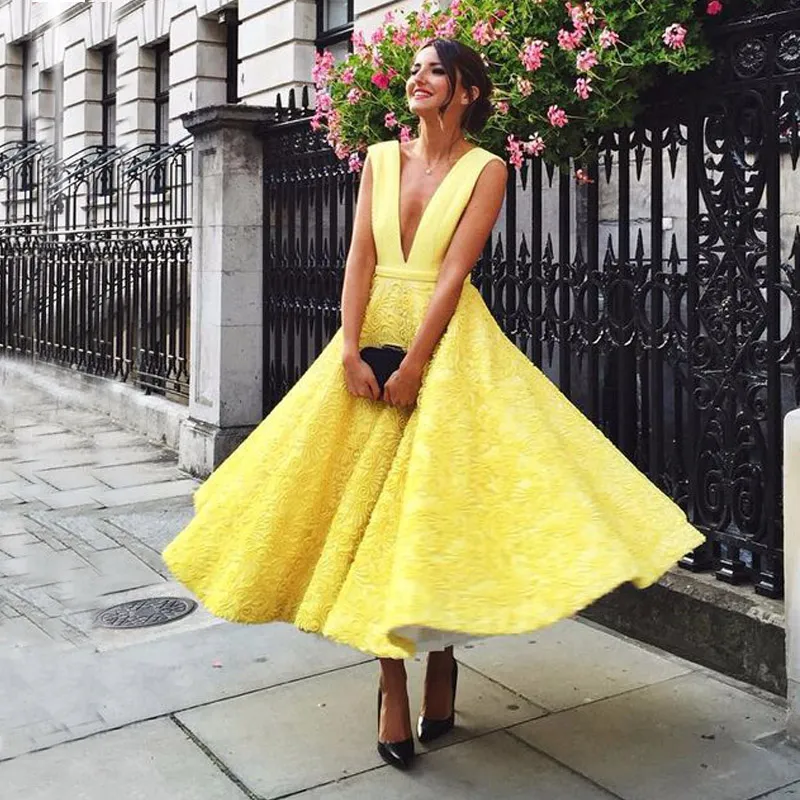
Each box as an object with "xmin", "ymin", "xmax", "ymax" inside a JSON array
[{"xmin": 419, "ymin": 38, "xmax": 494, "ymax": 134}]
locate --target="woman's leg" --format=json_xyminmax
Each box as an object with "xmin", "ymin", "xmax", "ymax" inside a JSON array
[
  {"xmin": 421, "ymin": 645, "xmax": 456, "ymax": 720},
  {"xmin": 378, "ymin": 658, "xmax": 412, "ymax": 743}
]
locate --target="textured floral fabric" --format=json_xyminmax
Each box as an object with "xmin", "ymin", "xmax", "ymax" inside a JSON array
[{"xmin": 162, "ymin": 140, "xmax": 704, "ymax": 659}]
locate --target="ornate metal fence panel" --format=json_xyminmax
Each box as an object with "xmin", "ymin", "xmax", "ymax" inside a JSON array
[
  {"xmin": 262, "ymin": 6, "xmax": 800, "ymax": 598},
  {"xmin": 0, "ymin": 139, "xmax": 191, "ymax": 400},
  {"xmin": 262, "ymin": 93, "xmax": 357, "ymax": 413}
]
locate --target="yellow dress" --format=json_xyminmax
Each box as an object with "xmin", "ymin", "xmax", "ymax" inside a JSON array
[{"xmin": 163, "ymin": 140, "xmax": 704, "ymax": 659}]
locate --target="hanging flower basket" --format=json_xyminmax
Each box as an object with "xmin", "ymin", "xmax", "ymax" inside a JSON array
[{"xmin": 311, "ymin": 0, "xmax": 750, "ymax": 178}]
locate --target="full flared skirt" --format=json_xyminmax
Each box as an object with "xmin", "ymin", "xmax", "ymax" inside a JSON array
[{"xmin": 162, "ymin": 275, "xmax": 704, "ymax": 659}]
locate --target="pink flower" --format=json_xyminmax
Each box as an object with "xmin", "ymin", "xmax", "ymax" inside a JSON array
[
  {"xmin": 310, "ymin": 114, "xmax": 324, "ymax": 131},
  {"xmin": 516, "ymin": 77, "xmax": 533, "ymax": 97},
  {"xmin": 496, "ymin": 100, "xmax": 510, "ymax": 114},
  {"xmin": 599, "ymin": 28, "xmax": 620, "ymax": 49},
  {"xmin": 547, "ymin": 104, "xmax": 569, "ymax": 127},
  {"xmin": 348, "ymin": 153, "xmax": 363, "ymax": 173},
  {"xmin": 574, "ymin": 76, "xmax": 593, "ymax": 100},
  {"xmin": 576, "ymin": 48, "xmax": 598, "ymax": 72},
  {"xmin": 352, "ymin": 30, "xmax": 368, "ymax": 56},
  {"xmin": 334, "ymin": 143, "xmax": 350, "ymax": 160},
  {"xmin": 340, "ymin": 67, "xmax": 356, "ymax": 85},
  {"xmin": 383, "ymin": 10, "xmax": 396, "ymax": 24},
  {"xmin": 347, "ymin": 88, "xmax": 363, "ymax": 104},
  {"xmin": 384, "ymin": 111, "xmax": 398, "ymax": 129},
  {"xmin": 566, "ymin": 2, "xmax": 595, "ymax": 26},
  {"xmin": 575, "ymin": 168, "xmax": 594, "ymax": 184},
  {"xmin": 449, "ymin": 0, "xmax": 464, "ymax": 16},
  {"xmin": 312, "ymin": 50, "xmax": 335, "ymax": 88},
  {"xmin": 315, "ymin": 91, "xmax": 333, "ymax": 113},
  {"xmin": 472, "ymin": 20, "xmax": 494, "ymax": 46},
  {"xmin": 392, "ymin": 25, "xmax": 408, "ymax": 46},
  {"xmin": 371, "ymin": 72, "xmax": 391, "ymax": 90},
  {"xmin": 662, "ymin": 23, "xmax": 687, "ymax": 49},
  {"xmin": 371, "ymin": 27, "xmax": 385, "ymax": 44},
  {"xmin": 506, "ymin": 135, "xmax": 524, "ymax": 169},
  {"xmin": 521, "ymin": 38, "xmax": 548, "ymax": 72},
  {"xmin": 706, "ymin": 0, "xmax": 723, "ymax": 14},
  {"xmin": 557, "ymin": 28, "xmax": 583, "ymax": 51},
  {"xmin": 524, "ymin": 134, "xmax": 545, "ymax": 157},
  {"xmin": 417, "ymin": 10, "xmax": 433, "ymax": 30},
  {"xmin": 436, "ymin": 16, "xmax": 458, "ymax": 37},
  {"xmin": 399, "ymin": 125, "xmax": 413, "ymax": 143}
]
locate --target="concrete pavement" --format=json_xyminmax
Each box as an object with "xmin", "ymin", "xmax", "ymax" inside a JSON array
[{"xmin": 1, "ymin": 372, "xmax": 799, "ymax": 799}]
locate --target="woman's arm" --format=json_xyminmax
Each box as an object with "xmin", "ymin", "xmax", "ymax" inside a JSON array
[
  {"xmin": 341, "ymin": 154, "xmax": 381, "ymax": 400},
  {"xmin": 383, "ymin": 159, "xmax": 507, "ymax": 408}
]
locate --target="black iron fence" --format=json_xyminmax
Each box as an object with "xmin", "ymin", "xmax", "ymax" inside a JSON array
[
  {"xmin": 0, "ymin": 138, "xmax": 191, "ymax": 400},
  {"xmin": 262, "ymin": 6, "xmax": 800, "ymax": 598}
]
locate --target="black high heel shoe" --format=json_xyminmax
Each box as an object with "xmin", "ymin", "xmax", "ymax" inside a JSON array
[
  {"xmin": 377, "ymin": 688, "xmax": 415, "ymax": 770},
  {"xmin": 417, "ymin": 659, "xmax": 458, "ymax": 744}
]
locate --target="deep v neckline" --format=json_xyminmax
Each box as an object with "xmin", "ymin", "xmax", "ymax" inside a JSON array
[{"xmin": 395, "ymin": 140, "xmax": 479, "ymax": 265}]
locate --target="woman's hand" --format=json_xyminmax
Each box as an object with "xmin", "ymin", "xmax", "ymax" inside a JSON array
[
  {"xmin": 383, "ymin": 360, "xmax": 423, "ymax": 408},
  {"xmin": 343, "ymin": 352, "xmax": 380, "ymax": 401}
]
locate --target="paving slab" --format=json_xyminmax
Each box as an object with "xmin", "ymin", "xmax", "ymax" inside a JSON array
[
  {"xmin": 34, "ymin": 512, "xmax": 121, "ymax": 551},
  {"xmin": 759, "ymin": 783, "xmax": 800, "ymax": 798},
  {"xmin": 176, "ymin": 657, "xmax": 546, "ymax": 799},
  {"xmin": 34, "ymin": 465, "xmax": 107, "ymax": 491},
  {"xmin": 34, "ymin": 488, "xmax": 107, "ymax": 510},
  {"xmin": 0, "ymin": 531, "xmax": 43, "ymax": 557},
  {"xmin": 459, "ymin": 618, "xmax": 692, "ymax": 712},
  {"xmin": 0, "ymin": 467, "xmax": 22, "ymax": 484},
  {"xmin": 92, "ymin": 479, "xmax": 198, "ymax": 507},
  {"xmin": 0, "ymin": 719, "xmax": 250, "ymax": 800},
  {"xmin": 91, "ymin": 462, "xmax": 187, "ymax": 489},
  {"xmin": 0, "ymin": 617, "xmax": 55, "ymax": 648},
  {"xmin": 512, "ymin": 671, "xmax": 796, "ymax": 800},
  {"xmin": 0, "ymin": 623, "xmax": 369, "ymax": 760},
  {"xmin": 103, "ymin": 503, "xmax": 196, "ymax": 552},
  {"xmin": 295, "ymin": 731, "xmax": 616, "ymax": 799}
]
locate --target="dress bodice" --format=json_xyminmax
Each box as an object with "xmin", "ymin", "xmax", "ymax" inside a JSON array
[{"xmin": 368, "ymin": 140, "xmax": 503, "ymax": 280}]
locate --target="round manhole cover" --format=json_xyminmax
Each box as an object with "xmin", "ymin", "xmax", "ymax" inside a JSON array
[{"xmin": 95, "ymin": 597, "xmax": 197, "ymax": 629}]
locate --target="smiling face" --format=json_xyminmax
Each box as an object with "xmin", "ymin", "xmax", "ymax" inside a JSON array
[{"xmin": 406, "ymin": 45, "xmax": 461, "ymax": 118}]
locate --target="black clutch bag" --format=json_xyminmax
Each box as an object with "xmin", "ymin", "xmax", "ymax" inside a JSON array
[{"xmin": 360, "ymin": 345, "xmax": 406, "ymax": 391}]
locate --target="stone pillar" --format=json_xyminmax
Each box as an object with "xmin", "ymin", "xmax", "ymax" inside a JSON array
[
  {"xmin": 0, "ymin": 35, "xmax": 23, "ymax": 144},
  {"xmin": 178, "ymin": 105, "xmax": 272, "ymax": 478},
  {"xmin": 786, "ymin": 409, "xmax": 800, "ymax": 744},
  {"xmin": 62, "ymin": 40, "xmax": 103, "ymax": 158}
]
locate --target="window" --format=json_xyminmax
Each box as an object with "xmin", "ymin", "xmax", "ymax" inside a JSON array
[
  {"xmin": 220, "ymin": 7, "xmax": 239, "ymax": 104},
  {"xmin": 102, "ymin": 46, "xmax": 117, "ymax": 149},
  {"xmin": 316, "ymin": 0, "xmax": 353, "ymax": 62},
  {"xmin": 154, "ymin": 42, "xmax": 169, "ymax": 145}
]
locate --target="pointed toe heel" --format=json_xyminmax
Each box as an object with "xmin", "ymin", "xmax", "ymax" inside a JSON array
[
  {"xmin": 417, "ymin": 659, "xmax": 458, "ymax": 745},
  {"xmin": 377, "ymin": 688, "xmax": 415, "ymax": 770},
  {"xmin": 377, "ymin": 738, "xmax": 415, "ymax": 770}
]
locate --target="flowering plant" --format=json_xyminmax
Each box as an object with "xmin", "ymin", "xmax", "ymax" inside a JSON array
[{"xmin": 312, "ymin": 0, "xmax": 743, "ymax": 177}]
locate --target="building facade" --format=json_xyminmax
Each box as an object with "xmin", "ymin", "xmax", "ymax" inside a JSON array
[{"xmin": 0, "ymin": 0, "xmax": 406, "ymax": 154}]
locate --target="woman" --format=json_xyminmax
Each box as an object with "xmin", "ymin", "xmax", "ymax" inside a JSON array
[{"xmin": 163, "ymin": 38, "xmax": 704, "ymax": 771}]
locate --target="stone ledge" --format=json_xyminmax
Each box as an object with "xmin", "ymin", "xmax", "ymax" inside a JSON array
[
  {"xmin": 181, "ymin": 104, "xmax": 275, "ymax": 135},
  {"xmin": 581, "ymin": 567, "xmax": 786, "ymax": 697},
  {"xmin": 0, "ymin": 356, "xmax": 188, "ymax": 451}
]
